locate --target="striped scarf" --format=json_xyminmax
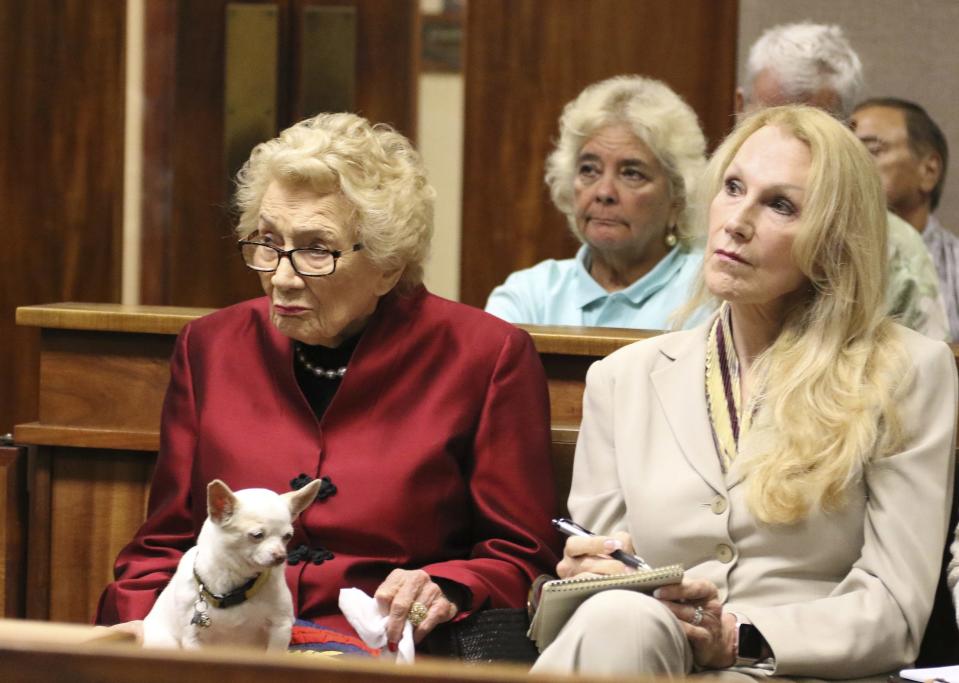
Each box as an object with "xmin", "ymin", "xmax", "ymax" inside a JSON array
[{"xmin": 705, "ymin": 303, "xmax": 757, "ymax": 472}]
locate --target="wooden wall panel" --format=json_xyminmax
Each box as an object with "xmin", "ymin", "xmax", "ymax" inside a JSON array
[
  {"xmin": 138, "ymin": 0, "xmax": 179, "ymax": 306},
  {"xmin": 0, "ymin": 0, "xmax": 125, "ymax": 433},
  {"xmin": 0, "ymin": 446, "xmax": 27, "ymax": 618},
  {"xmin": 37, "ymin": 330, "xmax": 171, "ymax": 436},
  {"xmin": 139, "ymin": 0, "xmax": 419, "ymax": 309},
  {"xmin": 47, "ymin": 449, "xmax": 154, "ymax": 623},
  {"xmin": 164, "ymin": 0, "xmax": 263, "ymax": 309},
  {"xmin": 23, "ymin": 445, "xmax": 154, "ymax": 624},
  {"xmin": 460, "ymin": 0, "xmax": 739, "ymax": 307}
]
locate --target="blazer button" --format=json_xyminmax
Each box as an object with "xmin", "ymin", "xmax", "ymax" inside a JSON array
[
  {"xmin": 711, "ymin": 496, "xmax": 728, "ymax": 515},
  {"xmin": 715, "ymin": 543, "xmax": 734, "ymax": 563}
]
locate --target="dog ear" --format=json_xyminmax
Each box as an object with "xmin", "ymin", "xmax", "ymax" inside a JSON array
[
  {"xmin": 207, "ymin": 479, "xmax": 238, "ymax": 525},
  {"xmin": 285, "ymin": 479, "xmax": 322, "ymax": 518}
]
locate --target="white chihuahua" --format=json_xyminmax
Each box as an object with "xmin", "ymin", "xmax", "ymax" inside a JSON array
[{"xmin": 142, "ymin": 478, "xmax": 322, "ymax": 650}]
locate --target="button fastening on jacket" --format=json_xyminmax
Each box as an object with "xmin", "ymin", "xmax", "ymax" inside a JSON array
[
  {"xmin": 290, "ymin": 473, "xmax": 337, "ymax": 500},
  {"xmin": 288, "ymin": 544, "xmax": 335, "ymax": 566}
]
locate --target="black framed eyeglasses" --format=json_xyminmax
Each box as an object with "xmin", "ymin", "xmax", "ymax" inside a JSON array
[{"xmin": 238, "ymin": 236, "xmax": 364, "ymax": 277}]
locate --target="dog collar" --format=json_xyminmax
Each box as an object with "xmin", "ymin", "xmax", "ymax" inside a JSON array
[{"xmin": 193, "ymin": 567, "xmax": 272, "ymax": 609}]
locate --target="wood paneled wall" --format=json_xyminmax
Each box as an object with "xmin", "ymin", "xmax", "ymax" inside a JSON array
[
  {"xmin": 459, "ymin": 0, "xmax": 739, "ymax": 307},
  {"xmin": 0, "ymin": 0, "xmax": 126, "ymax": 433},
  {"xmin": 139, "ymin": 0, "xmax": 419, "ymax": 309},
  {"xmin": 0, "ymin": 446, "xmax": 26, "ymax": 617}
]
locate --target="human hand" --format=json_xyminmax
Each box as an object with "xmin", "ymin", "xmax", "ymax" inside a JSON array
[
  {"xmin": 108, "ymin": 619, "xmax": 144, "ymax": 645},
  {"xmin": 556, "ymin": 531, "xmax": 637, "ymax": 578},
  {"xmin": 374, "ymin": 569, "xmax": 458, "ymax": 647},
  {"xmin": 653, "ymin": 579, "xmax": 735, "ymax": 669}
]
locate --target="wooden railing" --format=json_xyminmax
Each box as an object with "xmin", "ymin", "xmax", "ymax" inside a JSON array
[
  {"xmin": 0, "ymin": 619, "xmax": 617, "ymax": 683},
  {"xmin": 0, "ymin": 620, "xmax": 632, "ymax": 683}
]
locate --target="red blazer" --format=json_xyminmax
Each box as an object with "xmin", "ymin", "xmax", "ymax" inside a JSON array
[{"xmin": 96, "ymin": 286, "xmax": 560, "ymax": 634}]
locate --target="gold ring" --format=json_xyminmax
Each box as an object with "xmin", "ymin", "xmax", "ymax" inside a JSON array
[{"xmin": 408, "ymin": 601, "xmax": 428, "ymax": 627}]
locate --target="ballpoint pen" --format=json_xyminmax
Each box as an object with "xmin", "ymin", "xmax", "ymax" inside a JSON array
[{"xmin": 552, "ymin": 517, "xmax": 653, "ymax": 571}]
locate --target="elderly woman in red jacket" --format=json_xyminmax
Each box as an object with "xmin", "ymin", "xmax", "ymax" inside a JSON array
[{"xmin": 96, "ymin": 113, "xmax": 559, "ymax": 653}]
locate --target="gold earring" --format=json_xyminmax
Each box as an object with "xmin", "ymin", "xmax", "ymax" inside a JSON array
[{"xmin": 664, "ymin": 226, "xmax": 678, "ymax": 248}]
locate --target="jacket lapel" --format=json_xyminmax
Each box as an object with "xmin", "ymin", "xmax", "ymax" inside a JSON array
[
  {"xmin": 725, "ymin": 428, "xmax": 765, "ymax": 491},
  {"xmin": 650, "ymin": 321, "xmax": 726, "ymax": 495}
]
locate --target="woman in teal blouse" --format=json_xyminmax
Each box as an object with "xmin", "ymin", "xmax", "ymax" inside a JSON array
[{"xmin": 485, "ymin": 75, "xmax": 707, "ymax": 329}]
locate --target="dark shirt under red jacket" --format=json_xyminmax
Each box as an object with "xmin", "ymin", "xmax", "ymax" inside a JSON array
[{"xmin": 95, "ymin": 285, "xmax": 561, "ymax": 635}]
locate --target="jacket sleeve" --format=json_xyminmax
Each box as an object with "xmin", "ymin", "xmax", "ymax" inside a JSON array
[
  {"xmin": 741, "ymin": 340, "xmax": 957, "ymax": 678},
  {"xmin": 567, "ymin": 358, "xmax": 628, "ymax": 535},
  {"xmin": 421, "ymin": 328, "xmax": 560, "ymax": 615},
  {"xmin": 95, "ymin": 324, "xmax": 200, "ymax": 624}
]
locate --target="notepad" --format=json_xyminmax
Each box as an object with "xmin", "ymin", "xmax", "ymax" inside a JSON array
[
  {"xmin": 527, "ymin": 564, "xmax": 684, "ymax": 651},
  {"xmin": 900, "ymin": 665, "xmax": 959, "ymax": 683}
]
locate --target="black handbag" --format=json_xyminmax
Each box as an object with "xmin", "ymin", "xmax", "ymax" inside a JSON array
[{"xmin": 424, "ymin": 608, "xmax": 539, "ymax": 664}]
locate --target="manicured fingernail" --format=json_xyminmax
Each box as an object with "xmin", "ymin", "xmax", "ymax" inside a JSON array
[
  {"xmin": 603, "ymin": 539, "xmax": 623, "ymax": 552},
  {"xmin": 653, "ymin": 588, "xmax": 662, "ymax": 598},
  {"xmin": 387, "ymin": 642, "xmax": 397, "ymax": 653}
]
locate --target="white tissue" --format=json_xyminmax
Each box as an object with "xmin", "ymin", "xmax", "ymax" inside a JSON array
[{"xmin": 338, "ymin": 587, "xmax": 415, "ymax": 663}]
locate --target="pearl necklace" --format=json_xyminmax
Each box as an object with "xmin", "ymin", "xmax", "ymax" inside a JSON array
[{"xmin": 295, "ymin": 346, "xmax": 347, "ymax": 380}]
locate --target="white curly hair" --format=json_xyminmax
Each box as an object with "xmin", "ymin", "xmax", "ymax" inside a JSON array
[
  {"xmin": 544, "ymin": 75, "xmax": 707, "ymax": 247},
  {"xmin": 234, "ymin": 112, "xmax": 435, "ymax": 290},
  {"xmin": 743, "ymin": 22, "xmax": 864, "ymax": 119}
]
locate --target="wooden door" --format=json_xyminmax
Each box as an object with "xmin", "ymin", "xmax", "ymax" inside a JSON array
[
  {"xmin": 460, "ymin": 0, "xmax": 739, "ymax": 307},
  {"xmin": 0, "ymin": 0, "xmax": 126, "ymax": 434}
]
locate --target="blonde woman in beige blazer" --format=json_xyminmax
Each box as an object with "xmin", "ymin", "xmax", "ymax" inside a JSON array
[{"xmin": 532, "ymin": 107, "xmax": 957, "ymax": 680}]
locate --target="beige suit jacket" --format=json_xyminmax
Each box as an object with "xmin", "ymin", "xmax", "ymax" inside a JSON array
[{"xmin": 569, "ymin": 321, "xmax": 957, "ymax": 679}]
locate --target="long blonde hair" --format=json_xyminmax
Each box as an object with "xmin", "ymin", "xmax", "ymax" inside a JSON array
[{"xmin": 686, "ymin": 106, "xmax": 910, "ymax": 524}]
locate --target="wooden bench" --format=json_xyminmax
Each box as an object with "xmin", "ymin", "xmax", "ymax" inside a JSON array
[{"xmin": 9, "ymin": 302, "xmax": 959, "ymax": 664}]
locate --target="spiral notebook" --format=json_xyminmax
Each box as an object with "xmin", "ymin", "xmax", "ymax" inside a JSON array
[{"xmin": 527, "ymin": 564, "xmax": 684, "ymax": 651}]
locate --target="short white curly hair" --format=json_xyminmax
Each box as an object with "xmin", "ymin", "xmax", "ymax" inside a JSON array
[
  {"xmin": 234, "ymin": 113, "xmax": 435, "ymax": 290},
  {"xmin": 544, "ymin": 75, "xmax": 707, "ymax": 247},
  {"xmin": 743, "ymin": 22, "xmax": 864, "ymax": 119}
]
